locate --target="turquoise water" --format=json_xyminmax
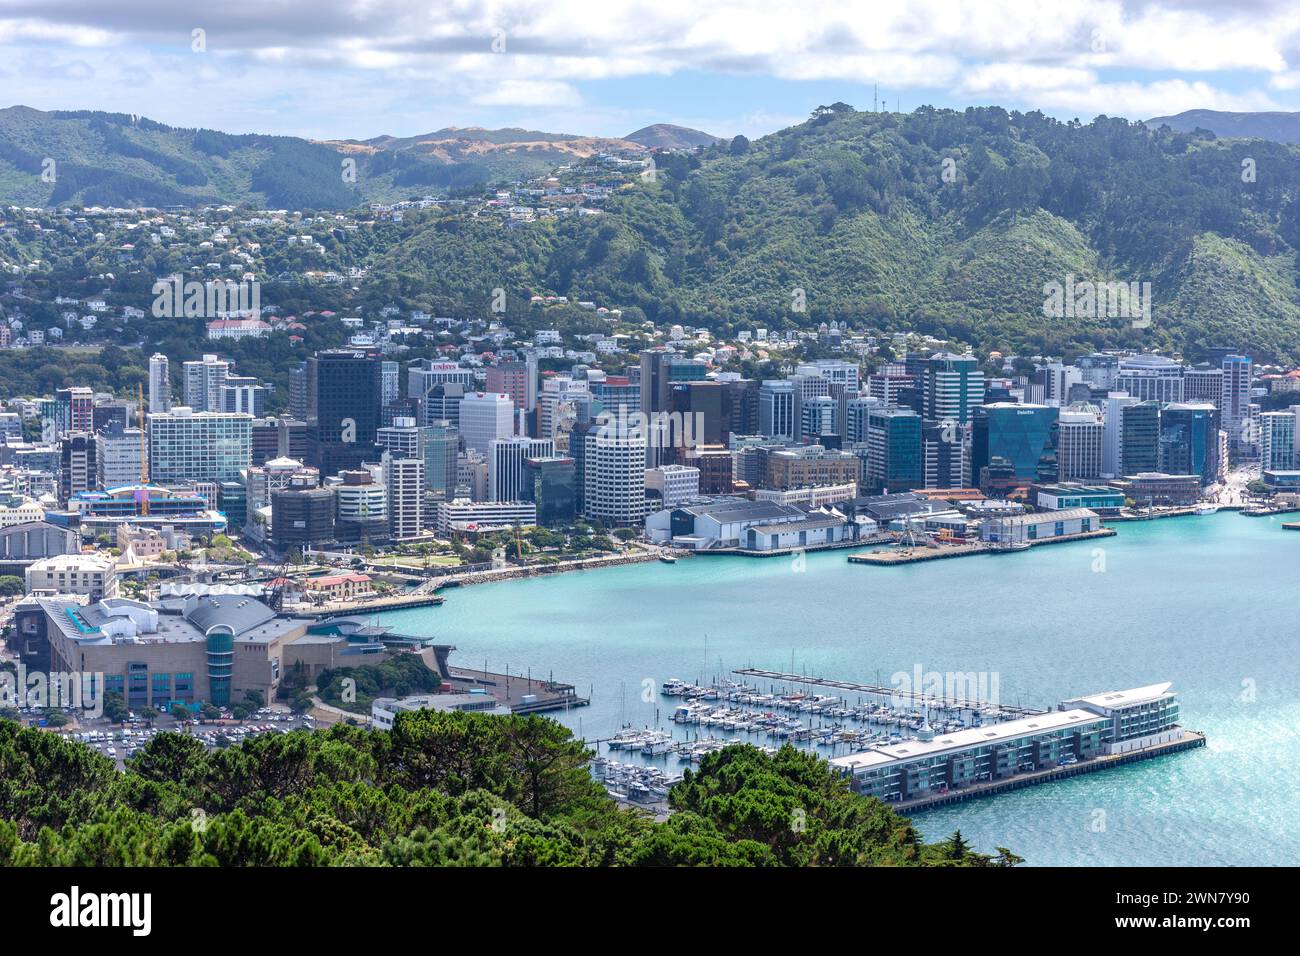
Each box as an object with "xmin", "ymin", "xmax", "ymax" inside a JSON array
[{"xmin": 377, "ymin": 513, "xmax": 1300, "ymax": 866}]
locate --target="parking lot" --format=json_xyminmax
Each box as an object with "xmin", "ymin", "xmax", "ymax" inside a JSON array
[{"xmin": 62, "ymin": 709, "xmax": 318, "ymax": 767}]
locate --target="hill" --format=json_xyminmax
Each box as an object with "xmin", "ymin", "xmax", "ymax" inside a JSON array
[
  {"xmin": 0, "ymin": 108, "xmax": 644, "ymax": 208},
  {"xmin": 1146, "ymin": 109, "xmax": 1300, "ymax": 144},
  {"xmin": 374, "ymin": 105, "xmax": 1300, "ymax": 362},
  {"xmin": 624, "ymin": 123, "xmax": 724, "ymax": 149}
]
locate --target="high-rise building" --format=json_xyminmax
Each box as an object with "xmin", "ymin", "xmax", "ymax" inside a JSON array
[
  {"xmin": 521, "ymin": 456, "xmax": 576, "ymax": 526},
  {"xmin": 758, "ymin": 380, "xmax": 795, "ymax": 440},
  {"xmin": 421, "ymin": 382, "xmax": 466, "ymax": 429},
  {"xmin": 1221, "ymin": 354, "xmax": 1253, "ymax": 454},
  {"xmin": 1116, "ymin": 355, "xmax": 1184, "ymax": 404},
  {"xmin": 1055, "ymin": 404, "xmax": 1105, "ymax": 481},
  {"xmin": 271, "ymin": 477, "xmax": 335, "ymax": 552},
  {"xmin": 1100, "ymin": 393, "xmax": 1138, "ymax": 478},
  {"xmin": 95, "ymin": 421, "xmax": 144, "ymax": 490},
  {"xmin": 971, "ymin": 403, "xmax": 1059, "ymax": 486},
  {"xmin": 306, "ymin": 349, "xmax": 382, "ymax": 475},
  {"xmin": 922, "ymin": 419, "xmax": 967, "ymax": 490},
  {"xmin": 486, "ymin": 361, "xmax": 535, "ymax": 415},
  {"xmin": 385, "ymin": 454, "xmax": 425, "ymax": 540},
  {"xmin": 182, "ymin": 354, "xmax": 231, "ymax": 411},
  {"xmin": 924, "ymin": 353, "xmax": 984, "ymax": 424},
  {"xmin": 408, "ymin": 360, "xmax": 476, "ymax": 404},
  {"xmin": 147, "ymin": 407, "xmax": 253, "ymax": 483},
  {"xmin": 288, "ymin": 362, "xmax": 309, "ymax": 421},
  {"xmin": 330, "ymin": 469, "xmax": 388, "ymax": 544},
  {"xmin": 381, "ymin": 361, "xmax": 401, "ymax": 408},
  {"xmin": 247, "ymin": 457, "xmax": 317, "ymax": 513},
  {"xmin": 489, "ymin": 437, "xmax": 555, "ymax": 502},
  {"xmin": 148, "ymin": 354, "xmax": 172, "ymax": 414},
  {"xmin": 1259, "ymin": 411, "xmax": 1297, "ymax": 471},
  {"xmin": 1184, "ymin": 365, "xmax": 1224, "ymax": 406},
  {"xmin": 59, "ymin": 432, "xmax": 97, "ymax": 503},
  {"xmin": 1159, "ymin": 403, "xmax": 1222, "ymax": 484},
  {"xmin": 459, "ymin": 393, "xmax": 515, "ymax": 455},
  {"xmin": 422, "ymin": 420, "xmax": 460, "ymax": 500},
  {"xmin": 582, "ymin": 419, "xmax": 647, "ymax": 526},
  {"xmin": 377, "ymin": 417, "xmax": 424, "ymax": 460},
  {"xmin": 865, "ymin": 407, "xmax": 922, "ymax": 494},
  {"xmin": 50, "ymin": 387, "xmax": 94, "ymax": 437},
  {"xmin": 1120, "ymin": 401, "xmax": 1161, "ymax": 474},
  {"xmin": 219, "ymin": 381, "xmax": 266, "ymax": 417}
]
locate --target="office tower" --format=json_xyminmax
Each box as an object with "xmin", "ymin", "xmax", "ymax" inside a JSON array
[
  {"xmin": 846, "ymin": 396, "xmax": 882, "ymax": 444},
  {"xmin": 59, "ymin": 432, "xmax": 97, "ymax": 503},
  {"xmin": 270, "ymin": 477, "xmax": 335, "ymax": 552},
  {"xmin": 1055, "ymin": 404, "xmax": 1105, "ymax": 481},
  {"xmin": 865, "ymin": 407, "xmax": 922, "ymax": 494},
  {"xmin": 720, "ymin": 377, "xmax": 760, "ymax": 439},
  {"xmin": 487, "ymin": 361, "xmax": 535, "ymax": 415},
  {"xmin": 287, "ymin": 362, "xmax": 309, "ymax": 421},
  {"xmin": 147, "ymin": 408, "xmax": 253, "ymax": 483},
  {"xmin": 219, "ymin": 381, "xmax": 266, "ymax": 417},
  {"xmin": 790, "ymin": 372, "xmax": 834, "ymax": 442},
  {"xmin": 1078, "ymin": 353, "xmax": 1119, "ymax": 390},
  {"xmin": 381, "ymin": 361, "xmax": 401, "ymax": 408},
  {"xmin": 867, "ymin": 366, "xmax": 914, "ymax": 406},
  {"xmin": 148, "ymin": 354, "xmax": 172, "ymax": 413},
  {"xmin": 537, "ymin": 377, "xmax": 594, "ymax": 448},
  {"xmin": 95, "ymin": 421, "xmax": 144, "ymax": 489},
  {"xmin": 971, "ymin": 403, "xmax": 1059, "ymax": 485},
  {"xmin": 52, "ymin": 387, "xmax": 94, "ymax": 436},
  {"xmin": 459, "ymin": 393, "xmax": 515, "ymax": 455},
  {"xmin": 1116, "ymin": 355, "xmax": 1184, "ymax": 403},
  {"xmin": 522, "ymin": 456, "xmax": 576, "ymax": 526},
  {"xmin": 582, "ymin": 418, "xmax": 647, "ymax": 526},
  {"xmin": 1159, "ymin": 403, "xmax": 1222, "ymax": 484},
  {"xmin": 1221, "ymin": 354, "xmax": 1253, "ymax": 454},
  {"xmin": 182, "ymin": 354, "xmax": 231, "ymax": 411},
  {"xmin": 645, "ymin": 464, "xmax": 700, "ymax": 507},
  {"xmin": 422, "ymin": 421, "xmax": 459, "ymax": 499},
  {"xmin": 922, "ymin": 419, "xmax": 967, "ymax": 490},
  {"xmin": 924, "ymin": 353, "xmax": 984, "ymax": 423},
  {"xmin": 1101, "ymin": 393, "xmax": 1138, "ymax": 478},
  {"xmin": 758, "ymin": 380, "xmax": 795, "ymax": 440},
  {"xmin": 306, "ymin": 349, "xmax": 382, "ymax": 475},
  {"xmin": 590, "ymin": 375, "xmax": 641, "ymax": 418},
  {"xmin": 457, "ymin": 450, "xmax": 490, "ymax": 501},
  {"xmin": 489, "ymin": 437, "xmax": 555, "ymax": 502},
  {"xmin": 377, "ymin": 417, "xmax": 423, "ymax": 459},
  {"xmin": 795, "ymin": 359, "xmax": 862, "ymax": 394},
  {"xmin": 1184, "ymin": 365, "xmax": 1224, "ymax": 406},
  {"xmin": 1259, "ymin": 411, "xmax": 1297, "ymax": 471},
  {"xmin": 385, "ymin": 454, "xmax": 425, "ymax": 540},
  {"xmin": 1120, "ymin": 401, "xmax": 1161, "ymax": 474},
  {"xmin": 247, "ymin": 457, "xmax": 317, "ymax": 512},
  {"xmin": 800, "ymin": 394, "xmax": 838, "ymax": 443},
  {"xmin": 408, "ymin": 359, "xmax": 476, "ymax": 405},
  {"xmin": 1039, "ymin": 362, "xmax": 1083, "ymax": 407},
  {"xmin": 668, "ymin": 380, "xmax": 726, "ymax": 455},
  {"xmin": 330, "ymin": 469, "xmax": 388, "ymax": 544},
  {"xmin": 421, "ymin": 382, "xmax": 466, "ymax": 429}
]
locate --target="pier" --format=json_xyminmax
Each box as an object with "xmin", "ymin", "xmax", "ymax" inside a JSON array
[
  {"xmin": 894, "ymin": 730, "xmax": 1207, "ymax": 812},
  {"xmin": 847, "ymin": 527, "xmax": 1115, "ymax": 565}
]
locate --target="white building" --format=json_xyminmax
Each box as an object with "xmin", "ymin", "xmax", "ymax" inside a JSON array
[
  {"xmin": 458, "ymin": 393, "xmax": 515, "ymax": 455},
  {"xmin": 645, "ymin": 464, "xmax": 700, "ymax": 507},
  {"xmin": 583, "ymin": 423, "xmax": 647, "ymax": 527},
  {"xmin": 147, "ymin": 407, "xmax": 252, "ymax": 483},
  {"xmin": 95, "ymin": 424, "xmax": 145, "ymax": 489},
  {"xmin": 25, "ymin": 553, "xmax": 119, "ymax": 600},
  {"xmin": 372, "ymin": 693, "xmax": 509, "ymax": 729},
  {"xmin": 1056, "ymin": 405, "xmax": 1105, "ymax": 481},
  {"xmin": 182, "ymin": 354, "xmax": 231, "ymax": 411},
  {"xmin": 489, "ymin": 437, "xmax": 555, "ymax": 502},
  {"xmin": 148, "ymin": 353, "xmax": 171, "ymax": 414},
  {"xmin": 385, "ymin": 455, "xmax": 425, "ymax": 540},
  {"xmin": 435, "ymin": 498, "xmax": 536, "ymax": 535}
]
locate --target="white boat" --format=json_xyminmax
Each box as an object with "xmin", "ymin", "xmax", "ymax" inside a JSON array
[{"xmin": 1194, "ymin": 503, "xmax": 1219, "ymax": 515}]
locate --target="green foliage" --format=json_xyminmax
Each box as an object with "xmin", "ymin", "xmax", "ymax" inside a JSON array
[
  {"xmin": 317, "ymin": 653, "xmax": 443, "ymax": 713},
  {"xmin": 0, "ymin": 714, "xmax": 1002, "ymax": 867}
]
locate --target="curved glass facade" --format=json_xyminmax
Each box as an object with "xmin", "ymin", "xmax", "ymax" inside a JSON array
[{"xmin": 206, "ymin": 629, "xmax": 234, "ymax": 706}]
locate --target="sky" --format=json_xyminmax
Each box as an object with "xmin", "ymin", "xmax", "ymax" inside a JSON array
[{"xmin": 1, "ymin": 0, "xmax": 1299, "ymax": 141}]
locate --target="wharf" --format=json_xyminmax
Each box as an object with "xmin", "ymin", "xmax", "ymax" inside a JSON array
[
  {"xmin": 895, "ymin": 729, "xmax": 1206, "ymax": 812},
  {"xmin": 446, "ymin": 666, "xmax": 589, "ymax": 714},
  {"xmin": 847, "ymin": 527, "xmax": 1114, "ymax": 565},
  {"xmin": 731, "ymin": 668, "xmax": 1044, "ymax": 717}
]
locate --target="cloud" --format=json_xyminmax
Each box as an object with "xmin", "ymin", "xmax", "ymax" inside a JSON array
[{"xmin": 0, "ymin": 0, "xmax": 1297, "ymax": 136}]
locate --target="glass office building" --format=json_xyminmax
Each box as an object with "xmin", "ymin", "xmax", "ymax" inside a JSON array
[{"xmin": 971, "ymin": 403, "xmax": 1059, "ymax": 484}]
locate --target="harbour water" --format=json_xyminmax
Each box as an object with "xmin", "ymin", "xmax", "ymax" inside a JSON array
[{"xmin": 377, "ymin": 513, "xmax": 1300, "ymax": 866}]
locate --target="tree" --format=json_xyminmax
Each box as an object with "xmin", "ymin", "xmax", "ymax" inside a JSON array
[{"xmin": 0, "ymin": 576, "xmax": 24, "ymax": 596}]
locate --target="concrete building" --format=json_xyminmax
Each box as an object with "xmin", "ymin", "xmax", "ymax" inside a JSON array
[
  {"xmin": 148, "ymin": 353, "xmax": 172, "ymax": 414},
  {"xmin": 489, "ymin": 437, "xmax": 555, "ymax": 502},
  {"xmin": 434, "ymin": 498, "xmax": 536, "ymax": 536},
  {"xmin": 148, "ymin": 407, "xmax": 252, "ymax": 483},
  {"xmin": 582, "ymin": 422, "xmax": 647, "ymax": 526},
  {"xmin": 458, "ymin": 392, "xmax": 515, "ymax": 455},
  {"xmin": 1055, "ymin": 404, "xmax": 1104, "ymax": 481},
  {"xmin": 25, "ymin": 553, "xmax": 119, "ymax": 600},
  {"xmin": 182, "ymin": 354, "xmax": 231, "ymax": 411},
  {"xmin": 385, "ymin": 454, "xmax": 425, "ymax": 540},
  {"xmin": 645, "ymin": 464, "xmax": 700, "ymax": 507},
  {"xmin": 95, "ymin": 422, "xmax": 145, "ymax": 490}
]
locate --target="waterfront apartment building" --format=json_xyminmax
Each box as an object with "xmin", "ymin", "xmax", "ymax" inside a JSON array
[
  {"xmin": 147, "ymin": 408, "xmax": 252, "ymax": 483},
  {"xmin": 832, "ymin": 682, "xmax": 1182, "ymax": 804}
]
